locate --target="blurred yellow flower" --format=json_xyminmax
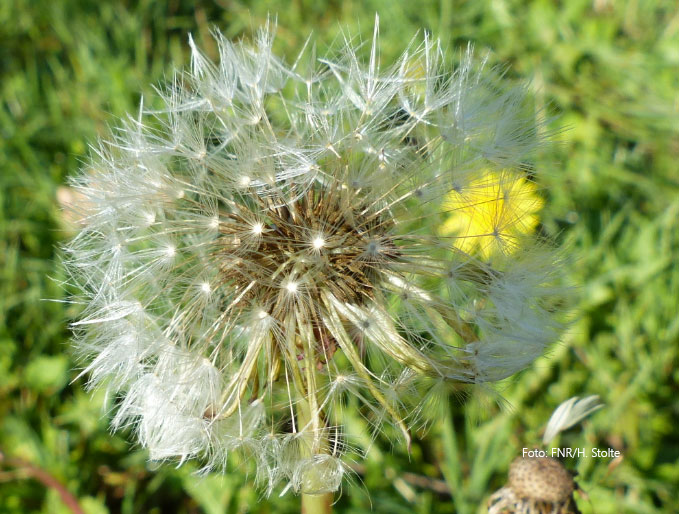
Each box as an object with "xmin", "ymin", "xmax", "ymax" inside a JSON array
[{"xmin": 440, "ymin": 170, "xmax": 543, "ymax": 259}]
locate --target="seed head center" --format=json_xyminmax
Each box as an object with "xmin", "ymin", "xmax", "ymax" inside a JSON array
[{"xmin": 216, "ymin": 186, "xmax": 396, "ymax": 316}]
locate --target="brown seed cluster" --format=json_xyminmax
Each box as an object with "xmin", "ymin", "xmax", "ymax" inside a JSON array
[
  {"xmin": 488, "ymin": 456, "xmax": 580, "ymax": 514},
  {"xmin": 508, "ymin": 456, "xmax": 575, "ymax": 503},
  {"xmin": 216, "ymin": 185, "xmax": 397, "ymax": 319}
]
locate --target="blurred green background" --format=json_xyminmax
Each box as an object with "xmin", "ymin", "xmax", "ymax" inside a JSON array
[{"xmin": 1, "ymin": 0, "xmax": 678, "ymax": 512}]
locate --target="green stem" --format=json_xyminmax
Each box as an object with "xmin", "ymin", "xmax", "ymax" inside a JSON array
[
  {"xmin": 296, "ymin": 398, "xmax": 333, "ymax": 514},
  {"xmin": 301, "ymin": 492, "xmax": 332, "ymax": 514}
]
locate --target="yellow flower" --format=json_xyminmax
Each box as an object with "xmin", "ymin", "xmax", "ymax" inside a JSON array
[{"xmin": 440, "ymin": 170, "xmax": 544, "ymax": 259}]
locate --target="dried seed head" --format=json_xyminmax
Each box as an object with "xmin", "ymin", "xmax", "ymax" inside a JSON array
[
  {"xmin": 63, "ymin": 18, "xmax": 565, "ymax": 495},
  {"xmin": 217, "ymin": 186, "xmax": 395, "ymax": 316},
  {"xmin": 508, "ymin": 457, "xmax": 575, "ymax": 503}
]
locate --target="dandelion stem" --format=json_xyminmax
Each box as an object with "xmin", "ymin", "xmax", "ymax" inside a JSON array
[
  {"xmin": 296, "ymin": 398, "xmax": 333, "ymax": 514},
  {"xmin": 301, "ymin": 492, "xmax": 332, "ymax": 514}
]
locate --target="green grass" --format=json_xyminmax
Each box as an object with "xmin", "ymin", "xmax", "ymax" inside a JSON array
[{"xmin": 1, "ymin": 0, "xmax": 678, "ymax": 512}]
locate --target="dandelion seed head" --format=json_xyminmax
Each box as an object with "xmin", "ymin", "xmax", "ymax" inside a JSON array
[
  {"xmin": 489, "ymin": 457, "xmax": 578, "ymax": 514},
  {"xmin": 63, "ymin": 18, "xmax": 564, "ymax": 496}
]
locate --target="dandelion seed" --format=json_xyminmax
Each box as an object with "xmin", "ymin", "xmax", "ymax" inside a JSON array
[{"xmin": 62, "ymin": 18, "xmax": 564, "ymax": 497}]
